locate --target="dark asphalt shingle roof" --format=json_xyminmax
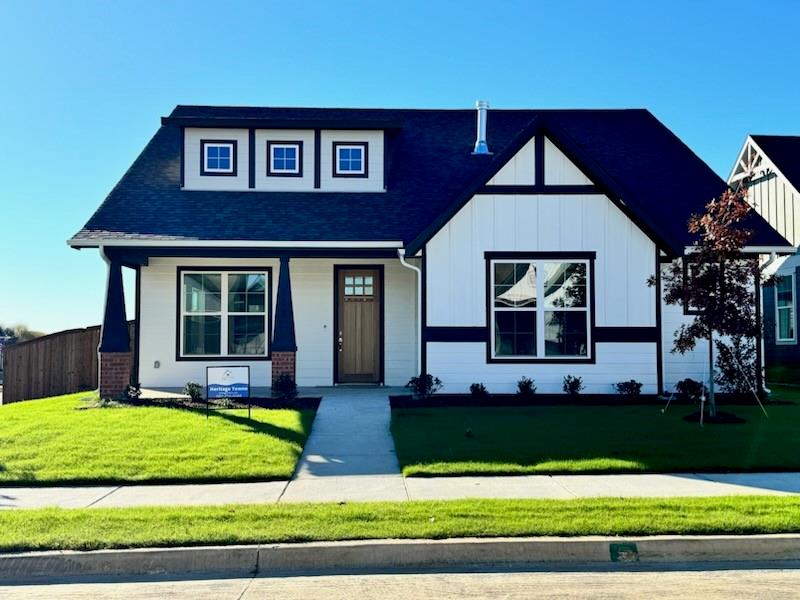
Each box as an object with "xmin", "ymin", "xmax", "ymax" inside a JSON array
[
  {"xmin": 72, "ymin": 106, "xmax": 790, "ymax": 254},
  {"xmin": 752, "ymin": 135, "xmax": 800, "ymax": 194}
]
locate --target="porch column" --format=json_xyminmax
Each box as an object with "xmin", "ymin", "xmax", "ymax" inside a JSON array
[
  {"xmin": 98, "ymin": 256, "xmax": 131, "ymax": 398},
  {"xmin": 271, "ymin": 256, "xmax": 297, "ymax": 383}
]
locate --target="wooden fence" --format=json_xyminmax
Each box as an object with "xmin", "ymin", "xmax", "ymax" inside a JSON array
[{"xmin": 2, "ymin": 322, "xmax": 134, "ymax": 404}]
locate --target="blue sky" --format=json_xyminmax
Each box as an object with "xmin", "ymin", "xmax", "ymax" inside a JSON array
[{"xmin": 1, "ymin": 0, "xmax": 799, "ymax": 333}]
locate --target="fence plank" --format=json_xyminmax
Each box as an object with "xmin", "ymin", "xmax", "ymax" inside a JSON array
[{"xmin": 3, "ymin": 323, "xmax": 134, "ymax": 404}]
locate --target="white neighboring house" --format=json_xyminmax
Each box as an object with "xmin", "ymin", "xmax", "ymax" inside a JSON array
[
  {"xmin": 729, "ymin": 135, "xmax": 800, "ymax": 378},
  {"xmin": 68, "ymin": 103, "xmax": 792, "ymax": 398}
]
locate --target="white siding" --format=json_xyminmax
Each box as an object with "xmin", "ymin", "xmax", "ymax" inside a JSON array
[
  {"xmin": 138, "ymin": 257, "xmax": 416, "ymax": 389},
  {"xmin": 544, "ymin": 137, "xmax": 593, "ymax": 185},
  {"xmin": 254, "ymin": 129, "xmax": 315, "ymax": 191},
  {"xmin": 183, "ymin": 128, "xmax": 250, "ymax": 191},
  {"xmin": 319, "ymin": 130, "xmax": 385, "ymax": 192},
  {"xmin": 428, "ymin": 342, "xmax": 658, "ymax": 394},
  {"xmin": 746, "ymin": 175, "xmax": 800, "ymax": 247},
  {"xmin": 426, "ymin": 193, "xmax": 656, "ymax": 328},
  {"xmin": 487, "ymin": 137, "xmax": 536, "ymax": 185}
]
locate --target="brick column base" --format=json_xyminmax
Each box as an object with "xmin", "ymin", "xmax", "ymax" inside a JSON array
[
  {"xmin": 271, "ymin": 351, "xmax": 296, "ymax": 383},
  {"xmin": 99, "ymin": 352, "xmax": 132, "ymax": 399}
]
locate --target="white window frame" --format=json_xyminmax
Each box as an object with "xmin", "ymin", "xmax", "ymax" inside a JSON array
[
  {"xmin": 180, "ymin": 270, "xmax": 270, "ymax": 358},
  {"xmin": 202, "ymin": 142, "xmax": 235, "ymax": 174},
  {"xmin": 334, "ymin": 143, "xmax": 367, "ymax": 176},
  {"xmin": 489, "ymin": 258, "xmax": 592, "ymax": 361},
  {"xmin": 268, "ymin": 142, "xmax": 302, "ymax": 175},
  {"xmin": 775, "ymin": 272, "xmax": 797, "ymax": 344}
]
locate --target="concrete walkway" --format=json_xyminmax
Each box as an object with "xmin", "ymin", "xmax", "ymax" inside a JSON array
[{"xmin": 2, "ymin": 387, "xmax": 800, "ymax": 509}]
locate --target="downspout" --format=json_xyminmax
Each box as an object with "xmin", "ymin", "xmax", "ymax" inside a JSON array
[{"xmin": 397, "ymin": 248, "xmax": 422, "ymax": 377}]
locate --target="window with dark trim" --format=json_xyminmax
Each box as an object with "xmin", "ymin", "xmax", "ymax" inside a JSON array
[
  {"xmin": 776, "ymin": 272, "xmax": 796, "ymax": 344},
  {"xmin": 200, "ymin": 140, "xmax": 237, "ymax": 176},
  {"xmin": 180, "ymin": 270, "xmax": 269, "ymax": 358},
  {"xmin": 487, "ymin": 254, "xmax": 593, "ymax": 361},
  {"xmin": 333, "ymin": 142, "xmax": 368, "ymax": 177},
  {"xmin": 267, "ymin": 141, "xmax": 303, "ymax": 177}
]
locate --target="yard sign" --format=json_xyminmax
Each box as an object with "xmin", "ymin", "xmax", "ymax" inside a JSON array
[{"xmin": 206, "ymin": 366, "xmax": 250, "ymax": 399}]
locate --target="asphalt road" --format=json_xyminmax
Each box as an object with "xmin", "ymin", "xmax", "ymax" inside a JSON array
[{"xmin": 3, "ymin": 565, "xmax": 800, "ymax": 599}]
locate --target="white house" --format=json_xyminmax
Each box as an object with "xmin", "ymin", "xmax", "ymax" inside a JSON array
[
  {"xmin": 69, "ymin": 103, "xmax": 792, "ymax": 398},
  {"xmin": 729, "ymin": 135, "xmax": 800, "ymax": 377}
]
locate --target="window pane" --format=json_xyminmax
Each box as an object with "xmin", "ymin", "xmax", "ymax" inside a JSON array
[
  {"xmin": 544, "ymin": 311, "xmax": 588, "ymax": 357},
  {"xmin": 494, "ymin": 263, "xmax": 536, "ymax": 307},
  {"xmin": 208, "ymin": 146, "xmax": 219, "ymax": 159},
  {"xmin": 345, "ymin": 286, "xmax": 354, "ymax": 295},
  {"xmin": 494, "ymin": 311, "xmax": 536, "ymax": 356},
  {"xmin": 777, "ymin": 276, "xmax": 794, "ymax": 307},
  {"xmin": 544, "ymin": 262, "xmax": 586, "ymax": 308},
  {"xmin": 778, "ymin": 307, "xmax": 795, "ymax": 340},
  {"xmin": 364, "ymin": 286, "xmax": 373, "ymax": 295},
  {"xmin": 228, "ymin": 315, "xmax": 266, "ymax": 355},
  {"xmin": 364, "ymin": 276, "xmax": 373, "ymax": 285},
  {"xmin": 345, "ymin": 277, "xmax": 354, "ymax": 285},
  {"xmin": 228, "ymin": 274, "xmax": 265, "ymax": 313},
  {"xmin": 184, "ymin": 316, "xmax": 221, "ymax": 355},
  {"xmin": 184, "ymin": 274, "xmax": 221, "ymax": 312},
  {"xmin": 218, "ymin": 146, "xmax": 230, "ymax": 158}
]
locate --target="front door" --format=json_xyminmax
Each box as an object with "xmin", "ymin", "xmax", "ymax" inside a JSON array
[{"xmin": 335, "ymin": 267, "xmax": 382, "ymax": 383}]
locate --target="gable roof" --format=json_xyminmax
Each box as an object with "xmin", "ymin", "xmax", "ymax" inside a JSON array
[
  {"xmin": 750, "ymin": 135, "xmax": 800, "ymax": 194},
  {"xmin": 71, "ymin": 105, "xmax": 790, "ymax": 256}
]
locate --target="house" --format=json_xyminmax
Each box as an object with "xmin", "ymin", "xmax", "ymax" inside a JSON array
[
  {"xmin": 69, "ymin": 103, "xmax": 792, "ymax": 399},
  {"xmin": 729, "ymin": 135, "xmax": 800, "ymax": 379}
]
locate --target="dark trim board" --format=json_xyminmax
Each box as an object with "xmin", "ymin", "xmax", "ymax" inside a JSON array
[
  {"xmin": 594, "ymin": 327, "xmax": 658, "ymax": 343},
  {"xmin": 174, "ymin": 266, "xmax": 273, "ymax": 363},
  {"xmin": 199, "ymin": 139, "xmax": 238, "ymax": 177},
  {"xmin": 163, "ymin": 116, "xmax": 403, "ymax": 130},
  {"xmin": 248, "ymin": 129, "xmax": 255, "ymax": 188},
  {"xmin": 332, "ymin": 264, "xmax": 385, "ymax": 385},
  {"xmin": 133, "ymin": 265, "xmax": 142, "ymax": 386},
  {"xmin": 313, "ymin": 129, "xmax": 321, "ymax": 189},
  {"xmin": 424, "ymin": 327, "xmax": 486, "ymax": 343},
  {"xmin": 179, "ymin": 127, "xmax": 185, "ymax": 188}
]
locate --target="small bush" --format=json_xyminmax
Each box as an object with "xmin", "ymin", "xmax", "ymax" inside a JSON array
[
  {"xmin": 124, "ymin": 382, "xmax": 142, "ymax": 402},
  {"xmin": 469, "ymin": 383, "xmax": 490, "ymax": 401},
  {"xmin": 614, "ymin": 379, "xmax": 643, "ymax": 399},
  {"xmin": 272, "ymin": 373, "xmax": 298, "ymax": 401},
  {"xmin": 675, "ymin": 378, "xmax": 708, "ymax": 402},
  {"xmin": 406, "ymin": 374, "xmax": 443, "ymax": 399},
  {"xmin": 563, "ymin": 375, "xmax": 584, "ymax": 396},
  {"xmin": 183, "ymin": 381, "xmax": 203, "ymax": 402},
  {"xmin": 516, "ymin": 376, "xmax": 537, "ymax": 399}
]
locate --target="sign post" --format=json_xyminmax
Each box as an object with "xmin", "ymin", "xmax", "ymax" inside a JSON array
[{"xmin": 205, "ymin": 366, "xmax": 251, "ymax": 420}]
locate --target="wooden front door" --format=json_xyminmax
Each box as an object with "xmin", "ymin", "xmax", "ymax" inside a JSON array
[{"xmin": 335, "ymin": 267, "xmax": 382, "ymax": 383}]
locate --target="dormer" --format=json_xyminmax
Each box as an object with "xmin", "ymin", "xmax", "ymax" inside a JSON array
[{"xmin": 167, "ymin": 112, "xmax": 395, "ymax": 193}]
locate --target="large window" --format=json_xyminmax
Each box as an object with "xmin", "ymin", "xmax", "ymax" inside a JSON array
[
  {"xmin": 180, "ymin": 270, "xmax": 270, "ymax": 358},
  {"xmin": 489, "ymin": 256, "xmax": 592, "ymax": 360},
  {"xmin": 201, "ymin": 140, "xmax": 237, "ymax": 176},
  {"xmin": 776, "ymin": 273, "xmax": 796, "ymax": 344},
  {"xmin": 267, "ymin": 141, "xmax": 302, "ymax": 176},
  {"xmin": 333, "ymin": 142, "xmax": 367, "ymax": 177}
]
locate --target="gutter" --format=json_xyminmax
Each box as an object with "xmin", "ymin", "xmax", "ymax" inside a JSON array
[{"xmin": 397, "ymin": 249, "xmax": 422, "ymax": 377}]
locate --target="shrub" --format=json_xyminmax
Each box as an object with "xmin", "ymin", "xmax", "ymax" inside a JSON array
[
  {"xmin": 183, "ymin": 381, "xmax": 203, "ymax": 402},
  {"xmin": 516, "ymin": 376, "xmax": 537, "ymax": 399},
  {"xmin": 124, "ymin": 382, "xmax": 142, "ymax": 402},
  {"xmin": 563, "ymin": 375, "xmax": 584, "ymax": 396},
  {"xmin": 614, "ymin": 379, "xmax": 643, "ymax": 399},
  {"xmin": 675, "ymin": 378, "xmax": 708, "ymax": 402},
  {"xmin": 469, "ymin": 383, "xmax": 490, "ymax": 401},
  {"xmin": 273, "ymin": 373, "xmax": 298, "ymax": 401},
  {"xmin": 406, "ymin": 374, "xmax": 443, "ymax": 399}
]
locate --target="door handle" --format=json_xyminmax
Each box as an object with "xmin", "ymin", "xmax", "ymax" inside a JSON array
[{"xmin": 338, "ymin": 331, "xmax": 343, "ymax": 352}]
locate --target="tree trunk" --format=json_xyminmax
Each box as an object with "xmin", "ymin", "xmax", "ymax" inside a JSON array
[{"xmin": 708, "ymin": 332, "xmax": 716, "ymax": 418}]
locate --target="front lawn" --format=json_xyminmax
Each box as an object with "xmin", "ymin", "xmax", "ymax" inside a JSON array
[
  {"xmin": 0, "ymin": 392, "xmax": 314, "ymax": 485},
  {"xmin": 392, "ymin": 386, "xmax": 800, "ymax": 476}
]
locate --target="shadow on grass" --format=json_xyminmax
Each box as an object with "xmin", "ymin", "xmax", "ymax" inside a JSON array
[{"xmin": 185, "ymin": 405, "xmax": 313, "ymax": 447}]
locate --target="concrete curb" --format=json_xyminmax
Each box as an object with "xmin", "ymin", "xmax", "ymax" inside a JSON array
[{"xmin": 2, "ymin": 534, "xmax": 800, "ymax": 582}]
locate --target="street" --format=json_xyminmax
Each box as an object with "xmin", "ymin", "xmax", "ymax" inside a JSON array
[{"xmin": 3, "ymin": 564, "xmax": 800, "ymax": 599}]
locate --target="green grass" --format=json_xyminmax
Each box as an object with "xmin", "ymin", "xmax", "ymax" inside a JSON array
[
  {"xmin": 0, "ymin": 392, "xmax": 314, "ymax": 485},
  {"xmin": 0, "ymin": 496, "xmax": 799, "ymax": 552},
  {"xmin": 392, "ymin": 386, "xmax": 800, "ymax": 476},
  {"xmin": 767, "ymin": 365, "xmax": 800, "ymax": 385}
]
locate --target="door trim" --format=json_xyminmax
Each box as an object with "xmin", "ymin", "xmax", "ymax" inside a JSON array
[{"xmin": 333, "ymin": 264, "xmax": 385, "ymax": 385}]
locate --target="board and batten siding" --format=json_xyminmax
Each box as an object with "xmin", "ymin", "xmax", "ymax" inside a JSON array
[
  {"xmin": 137, "ymin": 257, "xmax": 416, "ymax": 389},
  {"xmin": 747, "ymin": 174, "xmax": 800, "ymax": 247},
  {"xmin": 183, "ymin": 128, "xmax": 250, "ymax": 191}
]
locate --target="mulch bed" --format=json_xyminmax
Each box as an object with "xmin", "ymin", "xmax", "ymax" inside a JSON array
[{"xmin": 84, "ymin": 396, "xmax": 322, "ymax": 411}]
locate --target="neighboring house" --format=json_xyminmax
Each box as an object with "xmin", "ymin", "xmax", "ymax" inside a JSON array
[
  {"xmin": 729, "ymin": 135, "xmax": 800, "ymax": 378},
  {"xmin": 0, "ymin": 335, "xmax": 11, "ymax": 383},
  {"xmin": 69, "ymin": 103, "xmax": 792, "ymax": 398}
]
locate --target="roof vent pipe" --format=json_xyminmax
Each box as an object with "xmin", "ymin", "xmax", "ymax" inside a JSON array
[{"xmin": 472, "ymin": 100, "xmax": 491, "ymax": 155}]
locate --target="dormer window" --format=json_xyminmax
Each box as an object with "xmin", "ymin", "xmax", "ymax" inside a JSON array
[
  {"xmin": 333, "ymin": 142, "xmax": 368, "ymax": 177},
  {"xmin": 267, "ymin": 141, "xmax": 303, "ymax": 177},
  {"xmin": 201, "ymin": 140, "xmax": 237, "ymax": 176}
]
